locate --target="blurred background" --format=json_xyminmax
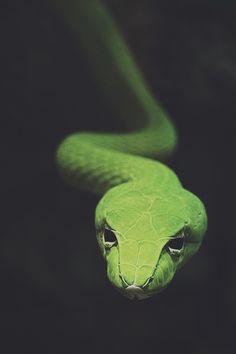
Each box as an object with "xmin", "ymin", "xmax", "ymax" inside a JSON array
[{"xmin": 1, "ymin": 0, "xmax": 235, "ymax": 353}]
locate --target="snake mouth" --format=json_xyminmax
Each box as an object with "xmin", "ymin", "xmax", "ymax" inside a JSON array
[
  {"xmin": 116, "ymin": 260, "xmax": 169, "ymax": 300},
  {"xmin": 117, "ymin": 284, "xmax": 166, "ymax": 300},
  {"xmin": 123, "ymin": 285, "xmax": 151, "ymax": 300},
  {"xmin": 116, "ymin": 277, "xmax": 167, "ymax": 300},
  {"xmin": 117, "ymin": 285, "xmax": 152, "ymax": 300}
]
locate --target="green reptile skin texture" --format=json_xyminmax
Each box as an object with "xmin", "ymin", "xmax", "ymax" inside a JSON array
[{"xmin": 52, "ymin": 0, "xmax": 207, "ymax": 300}]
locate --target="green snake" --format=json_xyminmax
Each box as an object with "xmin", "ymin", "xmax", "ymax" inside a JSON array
[{"xmin": 51, "ymin": 0, "xmax": 207, "ymax": 300}]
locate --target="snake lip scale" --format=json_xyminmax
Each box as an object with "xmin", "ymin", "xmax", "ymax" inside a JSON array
[{"xmin": 52, "ymin": 0, "xmax": 208, "ymax": 299}]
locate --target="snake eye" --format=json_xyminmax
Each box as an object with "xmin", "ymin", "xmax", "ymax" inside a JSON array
[
  {"xmin": 167, "ymin": 233, "xmax": 185, "ymax": 255},
  {"xmin": 103, "ymin": 228, "xmax": 117, "ymax": 249}
]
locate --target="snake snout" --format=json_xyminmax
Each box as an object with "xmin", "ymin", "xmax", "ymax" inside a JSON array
[
  {"xmin": 124, "ymin": 285, "xmax": 143, "ymax": 300},
  {"xmin": 119, "ymin": 274, "xmax": 153, "ymax": 290},
  {"xmin": 123, "ymin": 285, "xmax": 152, "ymax": 300}
]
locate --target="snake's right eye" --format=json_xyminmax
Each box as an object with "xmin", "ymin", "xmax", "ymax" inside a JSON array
[{"xmin": 103, "ymin": 228, "xmax": 117, "ymax": 249}]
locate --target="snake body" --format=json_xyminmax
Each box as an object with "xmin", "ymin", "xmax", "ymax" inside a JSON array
[{"xmin": 52, "ymin": 0, "xmax": 207, "ymax": 299}]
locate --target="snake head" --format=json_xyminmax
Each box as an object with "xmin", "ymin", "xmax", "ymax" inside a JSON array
[{"xmin": 95, "ymin": 182, "xmax": 207, "ymax": 300}]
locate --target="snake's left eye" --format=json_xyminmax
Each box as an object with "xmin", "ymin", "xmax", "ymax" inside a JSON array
[
  {"xmin": 167, "ymin": 233, "xmax": 185, "ymax": 255},
  {"xmin": 103, "ymin": 228, "xmax": 117, "ymax": 249}
]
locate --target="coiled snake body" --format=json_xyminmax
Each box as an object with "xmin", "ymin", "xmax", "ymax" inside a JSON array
[{"xmin": 52, "ymin": 0, "xmax": 207, "ymax": 300}]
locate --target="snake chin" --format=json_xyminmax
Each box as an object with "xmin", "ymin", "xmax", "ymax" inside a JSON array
[
  {"xmin": 117, "ymin": 284, "xmax": 167, "ymax": 300},
  {"xmin": 123, "ymin": 285, "xmax": 149, "ymax": 300}
]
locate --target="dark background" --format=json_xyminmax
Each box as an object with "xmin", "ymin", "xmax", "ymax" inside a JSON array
[{"xmin": 1, "ymin": 0, "xmax": 235, "ymax": 353}]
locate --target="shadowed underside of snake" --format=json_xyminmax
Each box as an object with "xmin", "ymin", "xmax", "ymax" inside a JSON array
[{"xmin": 51, "ymin": 0, "xmax": 207, "ymax": 300}]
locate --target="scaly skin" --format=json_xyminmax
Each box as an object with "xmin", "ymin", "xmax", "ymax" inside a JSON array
[{"xmin": 52, "ymin": 0, "xmax": 207, "ymax": 300}]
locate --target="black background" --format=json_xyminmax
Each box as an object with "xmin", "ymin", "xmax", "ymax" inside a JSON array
[{"xmin": 1, "ymin": 0, "xmax": 235, "ymax": 353}]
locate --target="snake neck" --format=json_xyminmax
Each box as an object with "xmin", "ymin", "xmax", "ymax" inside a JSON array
[
  {"xmin": 52, "ymin": 0, "xmax": 178, "ymax": 193},
  {"xmin": 57, "ymin": 136, "xmax": 180, "ymax": 195}
]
